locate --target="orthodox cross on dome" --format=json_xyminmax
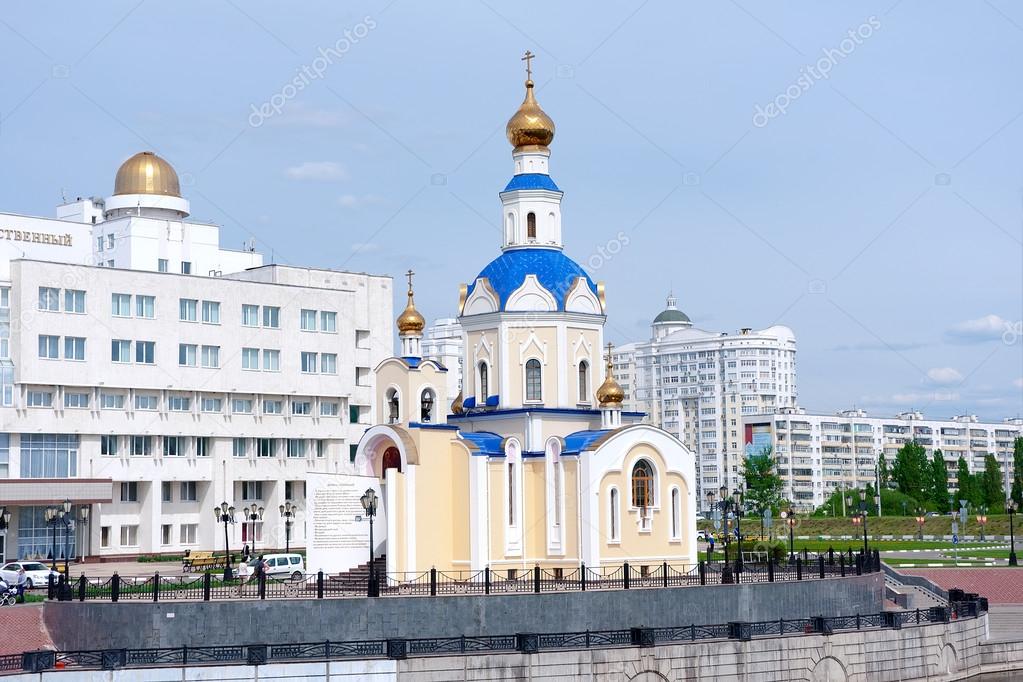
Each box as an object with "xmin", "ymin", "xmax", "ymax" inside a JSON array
[
  {"xmin": 521, "ymin": 50, "xmax": 534, "ymax": 81},
  {"xmin": 406, "ymin": 269, "xmax": 415, "ymax": 293},
  {"xmin": 605, "ymin": 342, "xmax": 614, "ymax": 369}
]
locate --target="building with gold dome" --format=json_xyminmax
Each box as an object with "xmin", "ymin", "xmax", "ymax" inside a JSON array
[
  {"xmin": 0, "ymin": 149, "xmax": 393, "ymax": 563},
  {"xmin": 353, "ymin": 58, "xmax": 697, "ymax": 576}
]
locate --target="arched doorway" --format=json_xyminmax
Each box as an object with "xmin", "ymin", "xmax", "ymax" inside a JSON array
[{"xmin": 382, "ymin": 446, "xmax": 402, "ymax": 474}]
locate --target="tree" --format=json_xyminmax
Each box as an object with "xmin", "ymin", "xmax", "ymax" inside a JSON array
[
  {"xmin": 877, "ymin": 452, "xmax": 891, "ymax": 489},
  {"xmin": 742, "ymin": 448, "xmax": 786, "ymax": 514},
  {"xmin": 981, "ymin": 454, "xmax": 1006, "ymax": 510},
  {"xmin": 929, "ymin": 450, "xmax": 950, "ymax": 512},
  {"xmin": 955, "ymin": 456, "xmax": 976, "ymax": 509},
  {"xmin": 1012, "ymin": 437, "xmax": 1023, "ymax": 509},
  {"xmin": 892, "ymin": 441, "xmax": 929, "ymax": 500}
]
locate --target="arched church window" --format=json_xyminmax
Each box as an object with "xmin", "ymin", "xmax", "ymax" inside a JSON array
[
  {"xmin": 527, "ymin": 212, "xmax": 536, "ymax": 239},
  {"xmin": 671, "ymin": 487, "xmax": 680, "ymax": 539},
  {"xmin": 525, "ymin": 359, "xmax": 542, "ymax": 401},
  {"xmin": 578, "ymin": 360, "xmax": 589, "ymax": 403},
  {"xmin": 382, "ymin": 446, "xmax": 402, "ymax": 473},
  {"xmin": 478, "ymin": 362, "xmax": 488, "ymax": 401},
  {"xmin": 609, "ymin": 488, "xmax": 620, "ymax": 541},
  {"xmin": 506, "ymin": 212, "xmax": 515, "ymax": 244},
  {"xmin": 386, "ymin": 388, "xmax": 399, "ymax": 423},
  {"xmin": 420, "ymin": 389, "xmax": 435, "ymax": 422},
  {"xmin": 632, "ymin": 460, "xmax": 653, "ymax": 509}
]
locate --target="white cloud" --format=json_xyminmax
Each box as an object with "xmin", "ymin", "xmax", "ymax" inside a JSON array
[
  {"xmin": 889, "ymin": 391, "xmax": 960, "ymax": 404},
  {"xmin": 946, "ymin": 314, "xmax": 1012, "ymax": 343},
  {"xmin": 270, "ymin": 103, "xmax": 348, "ymax": 128},
  {"xmin": 338, "ymin": 194, "xmax": 382, "ymax": 208},
  {"xmin": 349, "ymin": 242, "xmax": 379, "ymax": 254},
  {"xmin": 926, "ymin": 367, "xmax": 963, "ymax": 386},
  {"xmin": 1015, "ymin": 377, "xmax": 1023, "ymax": 389},
  {"xmin": 285, "ymin": 161, "xmax": 348, "ymax": 181}
]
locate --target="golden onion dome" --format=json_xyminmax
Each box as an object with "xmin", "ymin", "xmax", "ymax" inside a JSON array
[
  {"xmin": 396, "ymin": 269, "xmax": 425, "ymax": 335},
  {"xmin": 451, "ymin": 390, "xmax": 464, "ymax": 415},
  {"xmin": 595, "ymin": 344, "xmax": 625, "ymax": 406},
  {"xmin": 113, "ymin": 151, "xmax": 181, "ymax": 197},
  {"xmin": 506, "ymin": 80, "xmax": 555, "ymax": 152}
]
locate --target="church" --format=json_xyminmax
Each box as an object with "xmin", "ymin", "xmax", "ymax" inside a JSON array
[{"xmin": 353, "ymin": 55, "xmax": 697, "ymax": 578}]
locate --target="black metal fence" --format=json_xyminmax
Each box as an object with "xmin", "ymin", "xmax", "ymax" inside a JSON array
[
  {"xmin": 11, "ymin": 598, "xmax": 985, "ymax": 674},
  {"xmin": 49, "ymin": 549, "xmax": 884, "ymax": 603}
]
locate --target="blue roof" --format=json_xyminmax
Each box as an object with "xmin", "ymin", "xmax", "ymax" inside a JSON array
[
  {"xmin": 459, "ymin": 431, "xmax": 505, "ymax": 456},
  {"xmin": 467, "ymin": 248, "xmax": 597, "ymax": 312},
  {"xmin": 502, "ymin": 173, "xmax": 561, "ymax": 192},
  {"xmin": 564, "ymin": 429, "xmax": 611, "ymax": 455},
  {"xmin": 463, "ymin": 396, "xmax": 476, "ymax": 409},
  {"xmin": 402, "ymin": 356, "xmax": 421, "ymax": 368}
]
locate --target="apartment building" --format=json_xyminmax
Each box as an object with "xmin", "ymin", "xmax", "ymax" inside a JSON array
[
  {"xmin": 613, "ymin": 295, "xmax": 798, "ymax": 509},
  {"xmin": 743, "ymin": 408, "xmax": 1023, "ymax": 510},
  {"xmin": 0, "ymin": 151, "xmax": 392, "ymax": 561}
]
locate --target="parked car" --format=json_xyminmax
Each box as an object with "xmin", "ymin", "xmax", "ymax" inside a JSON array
[
  {"xmin": 696, "ymin": 530, "xmax": 711, "ymax": 542},
  {"xmin": 252, "ymin": 553, "xmax": 305, "ymax": 580},
  {"xmin": 0, "ymin": 561, "xmax": 58, "ymax": 589},
  {"xmin": 926, "ymin": 512, "xmax": 942, "ymax": 517}
]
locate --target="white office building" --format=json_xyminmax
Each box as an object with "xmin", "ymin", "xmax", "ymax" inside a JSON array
[
  {"xmin": 420, "ymin": 317, "xmax": 462, "ymax": 404},
  {"xmin": 613, "ymin": 295, "xmax": 798, "ymax": 510},
  {"xmin": 742, "ymin": 408, "xmax": 1023, "ymax": 511},
  {"xmin": 0, "ymin": 151, "xmax": 392, "ymax": 562}
]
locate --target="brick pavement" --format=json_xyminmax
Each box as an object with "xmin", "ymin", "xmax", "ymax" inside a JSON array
[
  {"xmin": 901, "ymin": 568, "xmax": 1023, "ymax": 604},
  {"xmin": 0, "ymin": 604, "xmax": 52, "ymax": 655}
]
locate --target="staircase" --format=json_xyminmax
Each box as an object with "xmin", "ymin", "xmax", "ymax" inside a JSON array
[
  {"xmin": 323, "ymin": 555, "xmax": 387, "ymax": 591},
  {"xmin": 885, "ymin": 572, "xmax": 946, "ymax": 609}
]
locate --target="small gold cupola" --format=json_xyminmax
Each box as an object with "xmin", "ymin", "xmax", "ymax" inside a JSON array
[
  {"xmin": 450, "ymin": 390, "xmax": 464, "ymax": 415},
  {"xmin": 596, "ymin": 343, "xmax": 625, "ymax": 428},
  {"xmin": 397, "ymin": 269, "xmax": 426, "ymax": 358},
  {"xmin": 506, "ymin": 51, "xmax": 555, "ymax": 152}
]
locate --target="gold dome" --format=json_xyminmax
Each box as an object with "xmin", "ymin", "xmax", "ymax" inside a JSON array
[
  {"xmin": 595, "ymin": 343, "xmax": 625, "ymax": 406},
  {"xmin": 114, "ymin": 151, "xmax": 181, "ymax": 197},
  {"xmin": 396, "ymin": 269, "xmax": 425, "ymax": 335},
  {"xmin": 451, "ymin": 390, "xmax": 464, "ymax": 415},
  {"xmin": 506, "ymin": 81, "xmax": 555, "ymax": 151}
]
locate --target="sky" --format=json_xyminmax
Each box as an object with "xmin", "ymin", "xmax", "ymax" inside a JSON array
[{"xmin": 0, "ymin": 1, "xmax": 1020, "ymax": 421}]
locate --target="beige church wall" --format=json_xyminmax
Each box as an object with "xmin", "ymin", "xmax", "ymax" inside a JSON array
[
  {"xmin": 561, "ymin": 459, "xmax": 580, "ymax": 560},
  {"xmin": 506, "ymin": 325, "xmax": 558, "ymax": 406},
  {"xmin": 408, "ymin": 431, "xmax": 471, "ymax": 573},
  {"xmin": 393, "ymin": 471, "xmax": 407, "ymax": 573},
  {"xmin": 375, "ymin": 360, "xmax": 412, "ymax": 423},
  {"xmin": 598, "ymin": 443, "xmax": 692, "ymax": 565},
  {"xmin": 465, "ymin": 328, "xmax": 499, "ymax": 401},
  {"xmin": 523, "ymin": 458, "xmax": 547, "ymax": 560},
  {"xmin": 566, "ymin": 326, "xmax": 602, "ymax": 405},
  {"xmin": 487, "ymin": 459, "xmax": 506, "ymax": 565}
]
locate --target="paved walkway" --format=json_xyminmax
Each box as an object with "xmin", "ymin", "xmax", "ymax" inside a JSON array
[
  {"xmin": 900, "ymin": 568, "xmax": 1023, "ymax": 604},
  {"xmin": 0, "ymin": 604, "xmax": 52, "ymax": 655},
  {"xmin": 73, "ymin": 560, "xmax": 194, "ymax": 578}
]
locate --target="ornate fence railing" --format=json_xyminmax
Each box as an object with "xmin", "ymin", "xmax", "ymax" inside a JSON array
[
  {"xmin": 16, "ymin": 599, "xmax": 986, "ymax": 674},
  {"xmin": 48, "ymin": 549, "xmax": 884, "ymax": 603}
]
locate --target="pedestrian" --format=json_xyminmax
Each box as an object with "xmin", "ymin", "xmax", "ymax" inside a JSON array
[
  {"xmin": 15, "ymin": 567, "xmax": 26, "ymax": 603},
  {"xmin": 242, "ymin": 544, "xmax": 251, "ymax": 562},
  {"xmin": 235, "ymin": 557, "xmax": 251, "ymax": 596},
  {"xmin": 708, "ymin": 535, "xmax": 716, "ymax": 554}
]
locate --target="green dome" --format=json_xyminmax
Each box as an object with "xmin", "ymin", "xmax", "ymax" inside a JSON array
[
  {"xmin": 654, "ymin": 308, "xmax": 691, "ymax": 324},
  {"xmin": 653, "ymin": 294, "xmax": 691, "ymax": 325}
]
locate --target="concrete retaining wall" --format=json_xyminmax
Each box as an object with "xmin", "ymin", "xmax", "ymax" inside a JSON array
[
  {"xmin": 7, "ymin": 615, "xmax": 1001, "ymax": 681},
  {"xmin": 43, "ymin": 573, "xmax": 883, "ymax": 651}
]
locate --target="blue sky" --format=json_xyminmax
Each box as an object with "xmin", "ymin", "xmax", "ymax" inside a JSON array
[{"xmin": 1, "ymin": 1, "xmax": 1020, "ymax": 420}]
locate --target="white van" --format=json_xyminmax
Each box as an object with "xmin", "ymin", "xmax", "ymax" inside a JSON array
[{"xmin": 253, "ymin": 553, "xmax": 305, "ymax": 580}]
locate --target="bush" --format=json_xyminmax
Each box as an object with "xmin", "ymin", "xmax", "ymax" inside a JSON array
[{"xmin": 136, "ymin": 554, "xmax": 184, "ymax": 563}]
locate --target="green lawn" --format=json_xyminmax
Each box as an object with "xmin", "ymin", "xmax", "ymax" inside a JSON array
[{"xmin": 701, "ymin": 514, "xmax": 1018, "ymax": 538}]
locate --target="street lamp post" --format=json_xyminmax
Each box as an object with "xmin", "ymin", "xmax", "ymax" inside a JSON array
[
  {"xmin": 279, "ymin": 501, "xmax": 299, "ymax": 553},
  {"xmin": 360, "ymin": 488, "xmax": 379, "ymax": 597},
  {"xmin": 77, "ymin": 507, "xmax": 89, "ymax": 563},
  {"xmin": 784, "ymin": 508, "xmax": 797, "ymax": 561},
  {"xmin": 59, "ymin": 499, "xmax": 73, "ymax": 577},
  {"xmin": 915, "ymin": 511, "xmax": 926, "ymax": 541},
  {"xmin": 976, "ymin": 507, "xmax": 987, "ymax": 542},
  {"xmin": 1008, "ymin": 500, "xmax": 1018, "ymax": 567},
  {"xmin": 851, "ymin": 488, "xmax": 870, "ymax": 557},
  {"xmin": 242, "ymin": 504, "xmax": 264, "ymax": 555},
  {"xmin": 213, "ymin": 502, "xmax": 236, "ymax": 580},
  {"xmin": 732, "ymin": 488, "xmax": 744, "ymax": 573}
]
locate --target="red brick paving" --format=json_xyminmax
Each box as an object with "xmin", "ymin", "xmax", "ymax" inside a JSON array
[
  {"xmin": 901, "ymin": 568, "xmax": 1023, "ymax": 604},
  {"xmin": 0, "ymin": 603, "xmax": 53, "ymax": 655}
]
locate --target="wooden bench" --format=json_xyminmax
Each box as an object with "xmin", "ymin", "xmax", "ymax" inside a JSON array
[{"xmin": 182, "ymin": 551, "xmax": 226, "ymax": 573}]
